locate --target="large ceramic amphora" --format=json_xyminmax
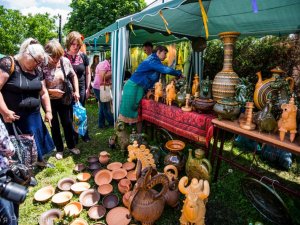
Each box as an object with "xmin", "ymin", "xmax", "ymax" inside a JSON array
[
  {"xmin": 128, "ymin": 165, "xmax": 169, "ymax": 225},
  {"xmin": 212, "ymin": 31, "xmax": 240, "ymax": 101},
  {"xmin": 185, "ymin": 149, "xmax": 212, "ymax": 181}
]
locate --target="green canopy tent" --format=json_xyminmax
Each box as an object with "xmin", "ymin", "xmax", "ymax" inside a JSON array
[
  {"xmin": 84, "ymin": 0, "xmax": 300, "ymax": 121},
  {"xmin": 0, "ymin": 53, "xmax": 5, "ymax": 58}
]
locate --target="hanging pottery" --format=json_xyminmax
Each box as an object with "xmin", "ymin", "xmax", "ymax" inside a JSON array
[{"xmin": 212, "ymin": 31, "xmax": 240, "ymax": 101}]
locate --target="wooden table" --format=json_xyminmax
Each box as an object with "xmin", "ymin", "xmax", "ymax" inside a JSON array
[{"xmin": 211, "ymin": 119, "xmax": 300, "ymax": 196}]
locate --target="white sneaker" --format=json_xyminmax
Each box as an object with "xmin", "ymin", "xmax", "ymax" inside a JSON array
[{"xmin": 55, "ymin": 152, "xmax": 63, "ymax": 160}]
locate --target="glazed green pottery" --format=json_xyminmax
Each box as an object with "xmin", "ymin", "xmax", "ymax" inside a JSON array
[{"xmin": 213, "ymin": 97, "xmax": 240, "ymax": 120}]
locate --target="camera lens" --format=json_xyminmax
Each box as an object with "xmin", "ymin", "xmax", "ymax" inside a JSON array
[{"xmin": 1, "ymin": 182, "xmax": 28, "ymax": 204}]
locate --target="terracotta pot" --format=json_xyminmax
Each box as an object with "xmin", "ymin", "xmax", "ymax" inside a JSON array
[
  {"xmin": 79, "ymin": 189, "xmax": 100, "ymax": 207},
  {"xmin": 57, "ymin": 177, "xmax": 76, "ymax": 191},
  {"xmin": 122, "ymin": 191, "xmax": 132, "ymax": 208},
  {"xmin": 112, "ymin": 168, "xmax": 127, "ymax": 181},
  {"xmin": 99, "ymin": 151, "xmax": 110, "ymax": 165},
  {"xmin": 192, "ymin": 98, "xmax": 215, "ymax": 113},
  {"xmin": 118, "ymin": 178, "xmax": 132, "ymax": 194},
  {"xmin": 87, "ymin": 155, "xmax": 99, "ymax": 164},
  {"xmin": 107, "ymin": 162, "xmax": 122, "ymax": 170},
  {"xmin": 126, "ymin": 170, "xmax": 137, "ymax": 182},
  {"xmin": 122, "ymin": 162, "xmax": 136, "ymax": 171},
  {"xmin": 102, "ymin": 194, "xmax": 119, "ymax": 209},
  {"xmin": 74, "ymin": 163, "xmax": 86, "ymax": 173},
  {"xmin": 51, "ymin": 191, "xmax": 73, "ymax": 206},
  {"xmin": 94, "ymin": 169, "xmax": 112, "ymax": 186},
  {"xmin": 34, "ymin": 185, "xmax": 55, "ymax": 202},
  {"xmin": 64, "ymin": 201, "xmax": 83, "ymax": 217},
  {"xmin": 70, "ymin": 218, "xmax": 88, "ymax": 225},
  {"xmin": 70, "ymin": 182, "xmax": 91, "ymax": 195},
  {"xmin": 76, "ymin": 172, "xmax": 91, "ymax": 182},
  {"xmin": 213, "ymin": 97, "xmax": 240, "ymax": 120},
  {"xmin": 97, "ymin": 183, "xmax": 113, "ymax": 196},
  {"xmin": 164, "ymin": 140, "xmax": 186, "ymax": 171},
  {"xmin": 88, "ymin": 205, "xmax": 106, "ymax": 220},
  {"xmin": 88, "ymin": 163, "xmax": 101, "ymax": 171},
  {"xmin": 106, "ymin": 207, "xmax": 131, "ymax": 225},
  {"xmin": 38, "ymin": 209, "xmax": 63, "ymax": 225}
]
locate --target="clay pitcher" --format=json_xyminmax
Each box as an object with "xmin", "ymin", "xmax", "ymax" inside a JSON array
[
  {"xmin": 99, "ymin": 151, "xmax": 110, "ymax": 165},
  {"xmin": 128, "ymin": 166, "xmax": 169, "ymax": 225},
  {"xmin": 163, "ymin": 165, "xmax": 180, "ymax": 208}
]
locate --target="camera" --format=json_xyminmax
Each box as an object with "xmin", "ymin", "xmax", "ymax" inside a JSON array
[{"xmin": 0, "ymin": 169, "xmax": 28, "ymax": 204}]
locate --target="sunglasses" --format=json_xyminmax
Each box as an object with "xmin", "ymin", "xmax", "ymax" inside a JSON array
[{"xmin": 28, "ymin": 51, "xmax": 43, "ymax": 66}]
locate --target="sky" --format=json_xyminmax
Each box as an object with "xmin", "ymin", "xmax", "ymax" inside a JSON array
[{"xmin": 0, "ymin": 0, "xmax": 155, "ymax": 26}]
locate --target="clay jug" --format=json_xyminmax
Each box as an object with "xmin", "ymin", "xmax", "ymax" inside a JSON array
[
  {"xmin": 99, "ymin": 151, "xmax": 110, "ymax": 165},
  {"xmin": 163, "ymin": 165, "xmax": 180, "ymax": 208},
  {"xmin": 176, "ymin": 87, "xmax": 186, "ymax": 107},
  {"xmin": 185, "ymin": 149, "xmax": 212, "ymax": 181},
  {"xmin": 212, "ymin": 31, "xmax": 240, "ymax": 101},
  {"xmin": 128, "ymin": 166, "xmax": 169, "ymax": 225},
  {"xmin": 118, "ymin": 178, "xmax": 132, "ymax": 194}
]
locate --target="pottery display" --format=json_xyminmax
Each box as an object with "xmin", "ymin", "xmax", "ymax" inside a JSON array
[
  {"xmin": 154, "ymin": 79, "xmax": 163, "ymax": 102},
  {"xmin": 51, "ymin": 191, "xmax": 73, "ymax": 206},
  {"xmin": 97, "ymin": 183, "xmax": 113, "ymax": 196},
  {"xmin": 94, "ymin": 169, "xmax": 112, "ymax": 186},
  {"xmin": 74, "ymin": 163, "xmax": 86, "ymax": 173},
  {"xmin": 200, "ymin": 76, "xmax": 213, "ymax": 99},
  {"xmin": 118, "ymin": 178, "xmax": 132, "ymax": 194},
  {"xmin": 239, "ymin": 102, "xmax": 256, "ymax": 130},
  {"xmin": 186, "ymin": 149, "xmax": 212, "ymax": 181},
  {"xmin": 115, "ymin": 120, "xmax": 130, "ymax": 152},
  {"xmin": 164, "ymin": 140, "xmax": 186, "ymax": 171},
  {"xmin": 126, "ymin": 170, "xmax": 137, "ymax": 182},
  {"xmin": 88, "ymin": 163, "xmax": 101, "ymax": 171},
  {"xmin": 57, "ymin": 177, "xmax": 76, "ymax": 191},
  {"xmin": 70, "ymin": 182, "xmax": 91, "ymax": 195},
  {"xmin": 122, "ymin": 161, "xmax": 135, "ymax": 171},
  {"xmin": 88, "ymin": 205, "xmax": 106, "ymax": 220},
  {"xmin": 102, "ymin": 194, "xmax": 119, "ymax": 209},
  {"xmin": 112, "ymin": 168, "xmax": 127, "ymax": 181},
  {"xmin": 254, "ymin": 98, "xmax": 277, "ymax": 133},
  {"xmin": 99, "ymin": 151, "xmax": 110, "ymax": 165},
  {"xmin": 38, "ymin": 209, "xmax": 63, "ymax": 225},
  {"xmin": 181, "ymin": 93, "xmax": 192, "ymax": 112},
  {"xmin": 127, "ymin": 141, "xmax": 156, "ymax": 169},
  {"xmin": 212, "ymin": 31, "xmax": 240, "ymax": 101},
  {"xmin": 87, "ymin": 155, "xmax": 99, "ymax": 164},
  {"xmin": 179, "ymin": 177, "xmax": 210, "ymax": 225},
  {"xmin": 122, "ymin": 191, "xmax": 132, "ymax": 208},
  {"xmin": 79, "ymin": 189, "xmax": 100, "ymax": 207},
  {"xmin": 213, "ymin": 97, "xmax": 240, "ymax": 120},
  {"xmin": 278, "ymin": 97, "xmax": 297, "ymax": 142},
  {"xmin": 76, "ymin": 172, "xmax": 91, "ymax": 182},
  {"xmin": 192, "ymin": 74, "xmax": 199, "ymax": 97},
  {"xmin": 70, "ymin": 218, "xmax": 88, "ymax": 225},
  {"xmin": 34, "ymin": 185, "xmax": 55, "ymax": 202},
  {"xmin": 163, "ymin": 165, "xmax": 180, "ymax": 208},
  {"xmin": 92, "ymin": 169, "xmax": 101, "ymax": 177},
  {"xmin": 64, "ymin": 201, "xmax": 83, "ymax": 217},
  {"xmin": 107, "ymin": 162, "xmax": 122, "ymax": 170},
  {"xmin": 176, "ymin": 87, "xmax": 186, "ymax": 107},
  {"xmin": 106, "ymin": 206, "xmax": 131, "ymax": 225},
  {"xmin": 192, "ymin": 98, "xmax": 215, "ymax": 113},
  {"xmin": 166, "ymin": 80, "xmax": 176, "ymax": 106}
]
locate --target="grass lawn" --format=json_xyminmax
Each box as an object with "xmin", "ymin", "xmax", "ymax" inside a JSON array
[{"xmin": 19, "ymin": 102, "xmax": 300, "ymax": 225}]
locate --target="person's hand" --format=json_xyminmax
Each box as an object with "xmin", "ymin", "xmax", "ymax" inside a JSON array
[
  {"xmin": 85, "ymin": 88, "xmax": 90, "ymax": 99},
  {"xmin": 179, "ymin": 74, "xmax": 186, "ymax": 79},
  {"xmin": 44, "ymin": 111, "xmax": 52, "ymax": 127},
  {"xmin": 2, "ymin": 110, "xmax": 20, "ymax": 123},
  {"xmin": 49, "ymin": 89, "xmax": 65, "ymax": 99},
  {"xmin": 74, "ymin": 91, "xmax": 80, "ymax": 102}
]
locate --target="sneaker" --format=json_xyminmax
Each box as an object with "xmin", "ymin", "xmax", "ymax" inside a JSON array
[
  {"xmin": 82, "ymin": 136, "xmax": 91, "ymax": 143},
  {"xmin": 55, "ymin": 152, "xmax": 63, "ymax": 160},
  {"xmin": 69, "ymin": 148, "xmax": 80, "ymax": 155}
]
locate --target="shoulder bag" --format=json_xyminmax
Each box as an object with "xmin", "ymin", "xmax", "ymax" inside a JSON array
[
  {"xmin": 99, "ymin": 72, "xmax": 112, "ymax": 102},
  {"xmin": 60, "ymin": 58, "xmax": 74, "ymax": 105}
]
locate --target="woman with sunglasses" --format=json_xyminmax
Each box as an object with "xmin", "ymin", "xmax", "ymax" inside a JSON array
[{"xmin": 0, "ymin": 38, "xmax": 55, "ymax": 168}]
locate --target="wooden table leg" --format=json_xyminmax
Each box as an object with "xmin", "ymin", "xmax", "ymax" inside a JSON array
[
  {"xmin": 210, "ymin": 126, "xmax": 220, "ymax": 168},
  {"xmin": 213, "ymin": 129, "xmax": 225, "ymax": 182}
]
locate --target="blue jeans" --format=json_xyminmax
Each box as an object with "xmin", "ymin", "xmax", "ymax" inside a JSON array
[
  {"xmin": 0, "ymin": 198, "xmax": 18, "ymax": 225},
  {"xmin": 93, "ymin": 88, "xmax": 114, "ymax": 128}
]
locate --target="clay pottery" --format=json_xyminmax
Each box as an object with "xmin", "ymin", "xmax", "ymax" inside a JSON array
[
  {"xmin": 99, "ymin": 151, "xmax": 110, "ymax": 165},
  {"xmin": 122, "ymin": 191, "xmax": 132, "ymax": 208},
  {"xmin": 122, "ymin": 162, "xmax": 136, "ymax": 171},
  {"xmin": 51, "ymin": 191, "xmax": 73, "ymax": 206},
  {"xmin": 107, "ymin": 162, "xmax": 122, "ymax": 170},
  {"xmin": 200, "ymin": 76, "xmax": 213, "ymax": 99},
  {"xmin": 106, "ymin": 206, "xmax": 131, "ymax": 225},
  {"xmin": 34, "ymin": 185, "xmax": 55, "ymax": 202},
  {"xmin": 112, "ymin": 168, "xmax": 128, "ymax": 181},
  {"xmin": 192, "ymin": 75, "xmax": 199, "ymax": 96},
  {"xmin": 94, "ymin": 169, "xmax": 112, "ymax": 186},
  {"xmin": 213, "ymin": 97, "xmax": 240, "ymax": 120},
  {"xmin": 70, "ymin": 182, "xmax": 91, "ymax": 195},
  {"xmin": 92, "ymin": 169, "xmax": 101, "ymax": 177},
  {"xmin": 88, "ymin": 205, "xmax": 106, "ymax": 220},
  {"xmin": 97, "ymin": 183, "xmax": 113, "ymax": 196},
  {"xmin": 212, "ymin": 31, "xmax": 240, "ymax": 101},
  {"xmin": 176, "ymin": 87, "xmax": 186, "ymax": 107},
  {"xmin": 79, "ymin": 189, "xmax": 100, "ymax": 208},
  {"xmin": 38, "ymin": 209, "xmax": 63, "ymax": 225},
  {"xmin": 88, "ymin": 162, "xmax": 101, "ymax": 171},
  {"xmin": 57, "ymin": 177, "xmax": 76, "ymax": 191},
  {"xmin": 192, "ymin": 98, "xmax": 215, "ymax": 113},
  {"xmin": 118, "ymin": 178, "xmax": 132, "ymax": 194},
  {"xmin": 165, "ymin": 80, "xmax": 176, "ymax": 106},
  {"xmin": 255, "ymin": 99, "xmax": 277, "ymax": 133},
  {"xmin": 74, "ymin": 163, "xmax": 86, "ymax": 173},
  {"xmin": 126, "ymin": 170, "xmax": 137, "ymax": 182},
  {"xmin": 70, "ymin": 218, "xmax": 88, "ymax": 225},
  {"xmin": 154, "ymin": 79, "xmax": 163, "ymax": 102},
  {"xmin": 88, "ymin": 155, "xmax": 99, "ymax": 164},
  {"xmin": 64, "ymin": 201, "xmax": 83, "ymax": 217},
  {"xmin": 93, "ymin": 223, "xmax": 106, "ymax": 225},
  {"xmin": 76, "ymin": 172, "xmax": 91, "ymax": 182},
  {"xmin": 163, "ymin": 165, "xmax": 180, "ymax": 208},
  {"xmin": 164, "ymin": 140, "xmax": 186, "ymax": 171},
  {"xmin": 102, "ymin": 193, "xmax": 119, "ymax": 209}
]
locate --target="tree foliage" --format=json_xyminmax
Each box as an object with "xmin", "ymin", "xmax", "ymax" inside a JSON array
[
  {"xmin": 0, "ymin": 6, "xmax": 57, "ymax": 55},
  {"xmin": 64, "ymin": 0, "xmax": 146, "ymax": 37}
]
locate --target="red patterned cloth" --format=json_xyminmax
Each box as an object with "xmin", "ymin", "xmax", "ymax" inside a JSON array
[{"xmin": 141, "ymin": 99, "xmax": 216, "ymax": 147}]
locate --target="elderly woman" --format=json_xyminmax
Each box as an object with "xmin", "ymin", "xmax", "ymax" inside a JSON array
[
  {"xmin": 0, "ymin": 38, "xmax": 55, "ymax": 168},
  {"xmin": 43, "ymin": 39, "xmax": 80, "ymax": 159},
  {"xmin": 65, "ymin": 31, "xmax": 91, "ymax": 143}
]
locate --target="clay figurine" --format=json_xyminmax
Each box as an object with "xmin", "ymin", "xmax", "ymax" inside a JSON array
[
  {"xmin": 154, "ymin": 79, "xmax": 163, "ymax": 102},
  {"xmin": 115, "ymin": 121, "xmax": 130, "ymax": 152},
  {"xmin": 166, "ymin": 80, "xmax": 176, "ymax": 106},
  {"xmin": 181, "ymin": 93, "xmax": 192, "ymax": 112},
  {"xmin": 254, "ymin": 98, "xmax": 277, "ymax": 133},
  {"xmin": 192, "ymin": 74, "xmax": 199, "ymax": 97}
]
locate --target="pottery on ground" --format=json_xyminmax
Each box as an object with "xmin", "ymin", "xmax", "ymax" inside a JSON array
[
  {"xmin": 70, "ymin": 182, "xmax": 91, "ymax": 195},
  {"xmin": 87, "ymin": 155, "xmax": 99, "ymax": 164},
  {"xmin": 51, "ymin": 191, "xmax": 73, "ymax": 206},
  {"xmin": 88, "ymin": 205, "xmax": 106, "ymax": 220},
  {"xmin": 79, "ymin": 189, "xmax": 100, "ymax": 208},
  {"xmin": 122, "ymin": 162, "xmax": 135, "ymax": 171},
  {"xmin": 122, "ymin": 191, "xmax": 132, "ymax": 208},
  {"xmin": 34, "ymin": 185, "xmax": 55, "ymax": 202},
  {"xmin": 70, "ymin": 218, "xmax": 88, "ymax": 225},
  {"xmin": 106, "ymin": 206, "xmax": 131, "ymax": 225},
  {"xmin": 92, "ymin": 169, "xmax": 101, "ymax": 177},
  {"xmin": 88, "ymin": 163, "xmax": 101, "ymax": 171},
  {"xmin": 118, "ymin": 179, "xmax": 132, "ymax": 194},
  {"xmin": 38, "ymin": 209, "xmax": 63, "ymax": 225},
  {"xmin": 165, "ymin": 140, "xmax": 185, "ymax": 152},
  {"xmin": 107, "ymin": 162, "xmax": 122, "ymax": 171},
  {"xmin": 126, "ymin": 170, "xmax": 137, "ymax": 182},
  {"xmin": 64, "ymin": 201, "xmax": 83, "ymax": 217},
  {"xmin": 94, "ymin": 169, "xmax": 112, "ymax": 186},
  {"xmin": 97, "ymin": 183, "xmax": 113, "ymax": 196},
  {"xmin": 74, "ymin": 163, "xmax": 86, "ymax": 173},
  {"xmin": 57, "ymin": 177, "xmax": 76, "ymax": 191},
  {"xmin": 112, "ymin": 168, "xmax": 127, "ymax": 181},
  {"xmin": 99, "ymin": 151, "xmax": 110, "ymax": 165},
  {"xmin": 76, "ymin": 172, "xmax": 91, "ymax": 182},
  {"xmin": 102, "ymin": 194, "xmax": 119, "ymax": 209}
]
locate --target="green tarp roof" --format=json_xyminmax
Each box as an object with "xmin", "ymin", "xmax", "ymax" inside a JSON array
[{"xmin": 85, "ymin": 0, "xmax": 300, "ymax": 46}]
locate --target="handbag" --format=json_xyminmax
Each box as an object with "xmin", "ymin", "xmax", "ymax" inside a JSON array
[
  {"xmin": 60, "ymin": 58, "xmax": 73, "ymax": 105},
  {"xmin": 100, "ymin": 72, "xmax": 112, "ymax": 102}
]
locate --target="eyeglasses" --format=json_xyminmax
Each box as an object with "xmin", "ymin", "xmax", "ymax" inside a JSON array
[{"xmin": 28, "ymin": 52, "xmax": 43, "ymax": 66}]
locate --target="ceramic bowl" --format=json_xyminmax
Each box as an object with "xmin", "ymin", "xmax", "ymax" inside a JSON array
[
  {"xmin": 70, "ymin": 182, "xmax": 91, "ymax": 194},
  {"xmin": 88, "ymin": 205, "xmax": 106, "ymax": 220},
  {"xmin": 51, "ymin": 191, "xmax": 73, "ymax": 206},
  {"xmin": 112, "ymin": 168, "xmax": 127, "ymax": 181},
  {"xmin": 122, "ymin": 191, "xmax": 132, "ymax": 209},
  {"xmin": 70, "ymin": 218, "xmax": 88, "ymax": 225},
  {"xmin": 94, "ymin": 169, "xmax": 112, "ymax": 186},
  {"xmin": 57, "ymin": 177, "xmax": 76, "ymax": 191},
  {"xmin": 74, "ymin": 163, "xmax": 86, "ymax": 173},
  {"xmin": 93, "ymin": 223, "xmax": 106, "ymax": 225},
  {"xmin": 64, "ymin": 201, "xmax": 83, "ymax": 217},
  {"xmin": 92, "ymin": 169, "xmax": 101, "ymax": 177},
  {"xmin": 38, "ymin": 208, "xmax": 63, "ymax": 225},
  {"xmin": 126, "ymin": 170, "xmax": 137, "ymax": 182},
  {"xmin": 79, "ymin": 189, "xmax": 100, "ymax": 208},
  {"xmin": 122, "ymin": 162, "xmax": 135, "ymax": 171},
  {"xmin": 76, "ymin": 172, "xmax": 91, "ymax": 182},
  {"xmin": 165, "ymin": 140, "xmax": 185, "ymax": 152},
  {"xmin": 87, "ymin": 155, "xmax": 99, "ymax": 164},
  {"xmin": 34, "ymin": 185, "xmax": 55, "ymax": 202},
  {"xmin": 88, "ymin": 163, "xmax": 101, "ymax": 171},
  {"xmin": 97, "ymin": 183, "xmax": 113, "ymax": 196},
  {"xmin": 118, "ymin": 179, "xmax": 132, "ymax": 194},
  {"xmin": 106, "ymin": 207, "xmax": 131, "ymax": 225},
  {"xmin": 102, "ymin": 194, "xmax": 119, "ymax": 209},
  {"xmin": 107, "ymin": 162, "xmax": 122, "ymax": 171}
]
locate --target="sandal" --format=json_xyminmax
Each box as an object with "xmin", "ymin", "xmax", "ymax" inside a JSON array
[
  {"xmin": 55, "ymin": 152, "xmax": 63, "ymax": 160},
  {"xmin": 69, "ymin": 148, "xmax": 80, "ymax": 155}
]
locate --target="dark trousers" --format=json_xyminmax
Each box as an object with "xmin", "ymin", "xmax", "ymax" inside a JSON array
[
  {"xmin": 50, "ymin": 99, "xmax": 75, "ymax": 152},
  {"xmin": 0, "ymin": 198, "xmax": 18, "ymax": 225}
]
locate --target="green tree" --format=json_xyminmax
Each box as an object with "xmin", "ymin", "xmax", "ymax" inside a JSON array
[{"xmin": 65, "ymin": 0, "xmax": 146, "ymax": 37}]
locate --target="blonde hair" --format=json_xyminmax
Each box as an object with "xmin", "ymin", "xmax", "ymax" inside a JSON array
[
  {"xmin": 44, "ymin": 39, "xmax": 64, "ymax": 59},
  {"xmin": 65, "ymin": 31, "xmax": 83, "ymax": 51}
]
